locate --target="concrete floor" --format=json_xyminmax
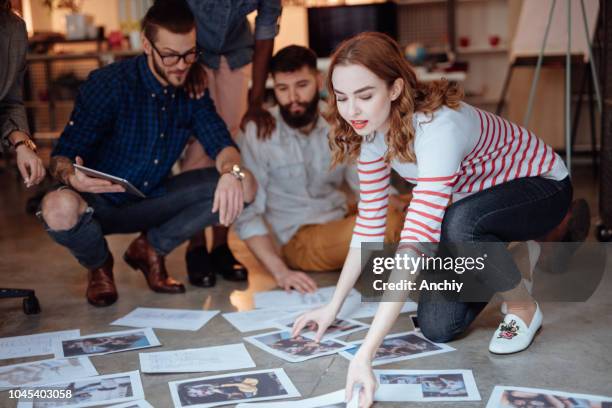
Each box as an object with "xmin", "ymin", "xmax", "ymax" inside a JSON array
[{"xmin": 1, "ymin": 165, "xmax": 611, "ymax": 408}]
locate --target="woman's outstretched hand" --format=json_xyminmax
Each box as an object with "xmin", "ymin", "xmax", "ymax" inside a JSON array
[
  {"xmin": 291, "ymin": 303, "xmax": 337, "ymax": 342},
  {"xmin": 345, "ymin": 351, "xmax": 377, "ymax": 408}
]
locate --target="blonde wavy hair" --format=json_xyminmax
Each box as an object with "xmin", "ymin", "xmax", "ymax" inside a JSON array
[{"xmin": 324, "ymin": 32, "xmax": 464, "ymax": 166}]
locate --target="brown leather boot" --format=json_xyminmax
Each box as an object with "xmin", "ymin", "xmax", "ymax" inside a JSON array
[
  {"xmin": 86, "ymin": 254, "xmax": 118, "ymax": 307},
  {"xmin": 537, "ymin": 199, "xmax": 591, "ymax": 274},
  {"xmin": 123, "ymin": 233, "xmax": 185, "ymax": 293},
  {"xmin": 538, "ymin": 199, "xmax": 591, "ymax": 242}
]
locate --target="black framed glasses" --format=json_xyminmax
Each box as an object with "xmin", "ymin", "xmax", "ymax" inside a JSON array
[{"xmin": 149, "ymin": 39, "xmax": 200, "ymax": 66}]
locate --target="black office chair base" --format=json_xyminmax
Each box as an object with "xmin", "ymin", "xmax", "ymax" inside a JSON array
[{"xmin": 0, "ymin": 288, "xmax": 41, "ymax": 314}]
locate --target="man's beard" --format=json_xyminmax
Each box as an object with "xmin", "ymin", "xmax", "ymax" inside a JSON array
[
  {"xmin": 279, "ymin": 96, "xmax": 319, "ymax": 129},
  {"xmin": 152, "ymin": 57, "xmax": 187, "ymax": 87}
]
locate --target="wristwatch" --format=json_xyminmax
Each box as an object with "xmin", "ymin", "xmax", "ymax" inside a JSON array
[
  {"xmin": 228, "ymin": 164, "xmax": 245, "ymax": 181},
  {"xmin": 12, "ymin": 138, "xmax": 37, "ymax": 153}
]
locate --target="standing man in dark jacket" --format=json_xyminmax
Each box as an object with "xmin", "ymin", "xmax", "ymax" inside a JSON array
[
  {"xmin": 180, "ymin": 0, "xmax": 282, "ymax": 285},
  {"xmin": 0, "ymin": 0, "xmax": 45, "ymax": 187}
]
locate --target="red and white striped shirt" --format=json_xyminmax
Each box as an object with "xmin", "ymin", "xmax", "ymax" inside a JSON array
[{"xmin": 350, "ymin": 103, "xmax": 568, "ymax": 248}]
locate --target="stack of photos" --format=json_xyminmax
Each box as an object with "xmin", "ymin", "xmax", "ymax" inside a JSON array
[
  {"xmin": 17, "ymin": 370, "xmax": 144, "ymax": 408},
  {"xmin": 54, "ymin": 329, "xmax": 161, "ymax": 358},
  {"xmin": 168, "ymin": 368, "xmax": 300, "ymax": 408},
  {"xmin": 273, "ymin": 318, "xmax": 369, "ymax": 340},
  {"xmin": 374, "ymin": 369, "xmax": 481, "ymax": 402},
  {"xmin": 0, "ymin": 357, "xmax": 97, "ymax": 391},
  {"xmin": 340, "ymin": 331, "xmax": 454, "ymax": 366},
  {"xmin": 244, "ymin": 330, "xmax": 350, "ymax": 363},
  {"xmin": 486, "ymin": 386, "xmax": 612, "ymax": 408}
]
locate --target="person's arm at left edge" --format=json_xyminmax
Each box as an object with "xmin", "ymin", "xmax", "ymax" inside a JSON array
[
  {"xmin": 0, "ymin": 16, "xmax": 45, "ymax": 187},
  {"xmin": 192, "ymin": 90, "xmax": 257, "ymax": 226},
  {"xmin": 239, "ymin": 0, "xmax": 282, "ymax": 140}
]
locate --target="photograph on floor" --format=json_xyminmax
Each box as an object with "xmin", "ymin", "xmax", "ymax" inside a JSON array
[
  {"xmin": 340, "ymin": 331, "xmax": 455, "ymax": 365},
  {"xmin": 54, "ymin": 329, "xmax": 160, "ymax": 358},
  {"xmin": 374, "ymin": 369, "xmax": 481, "ymax": 402},
  {"xmin": 273, "ymin": 317, "xmax": 369, "ymax": 340},
  {"xmin": 168, "ymin": 368, "xmax": 300, "ymax": 408},
  {"xmin": 0, "ymin": 357, "xmax": 97, "ymax": 391},
  {"xmin": 486, "ymin": 386, "xmax": 612, "ymax": 408},
  {"xmin": 16, "ymin": 370, "xmax": 144, "ymax": 408},
  {"xmin": 244, "ymin": 330, "xmax": 350, "ymax": 362}
]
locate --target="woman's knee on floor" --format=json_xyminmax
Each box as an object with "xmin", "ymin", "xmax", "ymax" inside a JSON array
[
  {"xmin": 418, "ymin": 318, "xmax": 460, "ymax": 344},
  {"xmin": 417, "ymin": 303, "xmax": 468, "ymax": 343},
  {"xmin": 40, "ymin": 189, "xmax": 87, "ymax": 231}
]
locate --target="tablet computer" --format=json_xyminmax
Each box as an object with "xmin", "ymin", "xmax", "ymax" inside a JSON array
[{"xmin": 73, "ymin": 164, "xmax": 147, "ymax": 198}]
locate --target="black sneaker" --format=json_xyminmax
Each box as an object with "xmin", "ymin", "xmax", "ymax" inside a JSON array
[
  {"xmin": 210, "ymin": 244, "xmax": 248, "ymax": 281},
  {"xmin": 185, "ymin": 246, "xmax": 216, "ymax": 287}
]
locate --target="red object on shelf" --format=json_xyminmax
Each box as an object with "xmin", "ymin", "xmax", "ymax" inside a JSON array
[
  {"xmin": 108, "ymin": 31, "xmax": 124, "ymax": 50},
  {"xmin": 489, "ymin": 35, "xmax": 501, "ymax": 47},
  {"xmin": 459, "ymin": 36, "xmax": 470, "ymax": 48}
]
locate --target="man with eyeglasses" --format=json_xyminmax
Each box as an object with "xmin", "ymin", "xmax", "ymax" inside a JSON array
[{"xmin": 37, "ymin": 0, "xmax": 257, "ymax": 307}]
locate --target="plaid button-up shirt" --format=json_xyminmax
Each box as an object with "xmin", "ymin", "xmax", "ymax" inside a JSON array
[{"xmin": 52, "ymin": 55, "xmax": 237, "ymax": 205}]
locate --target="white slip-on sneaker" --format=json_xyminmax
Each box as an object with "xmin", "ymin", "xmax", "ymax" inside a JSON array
[{"xmin": 489, "ymin": 302, "xmax": 542, "ymax": 354}]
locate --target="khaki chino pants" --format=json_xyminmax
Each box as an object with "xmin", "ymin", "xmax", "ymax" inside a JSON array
[{"xmin": 281, "ymin": 207, "xmax": 407, "ymax": 272}]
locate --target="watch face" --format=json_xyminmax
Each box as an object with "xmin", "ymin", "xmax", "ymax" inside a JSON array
[{"xmin": 230, "ymin": 164, "xmax": 245, "ymax": 180}]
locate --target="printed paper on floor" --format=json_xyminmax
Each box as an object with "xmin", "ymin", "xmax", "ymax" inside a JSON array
[
  {"xmin": 168, "ymin": 368, "xmax": 300, "ymax": 408},
  {"xmin": 111, "ymin": 307, "xmax": 219, "ymax": 331},
  {"xmin": 486, "ymin": 385, "xmax": 612, "ymax": 408},
  {"xmin": 0, "ymin": 330, "xmax": 80, "ymax": 360},
  {"xmin": 0, "ymin": 357, "xmax": 97, "ymax": 391},
  {"xmin": 17, "ymin": 370, "xmax": 144, "ymax": 408},
  {"xmin": 53, "ymin": 328, "xmax": 160, "ymax": 358},
  {"xmin": 139, "ymin": 343, "xmax": 255, "ymax": 373},
  {"xmin": 340, "ymin": 331, "xmax": 454, "ymax": 366}
]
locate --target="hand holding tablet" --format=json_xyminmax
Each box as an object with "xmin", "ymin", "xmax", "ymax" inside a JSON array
[{"xmin": 71, "ymin": 156, "xmax": 145, "ymax": 197}]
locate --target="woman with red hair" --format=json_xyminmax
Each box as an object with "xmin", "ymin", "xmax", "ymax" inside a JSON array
[{"xmin": 292, "ymin": 32, "xmax": 587, "ymax": 407}]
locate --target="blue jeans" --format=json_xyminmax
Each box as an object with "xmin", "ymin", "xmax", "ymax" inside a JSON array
[
  {"xmin": 40, "ymin": 168, "xmax": 221, "ymax": 270},
  {"xmin": 417, "ymin": 176, "xmax": 572, "ymax": 343}
]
